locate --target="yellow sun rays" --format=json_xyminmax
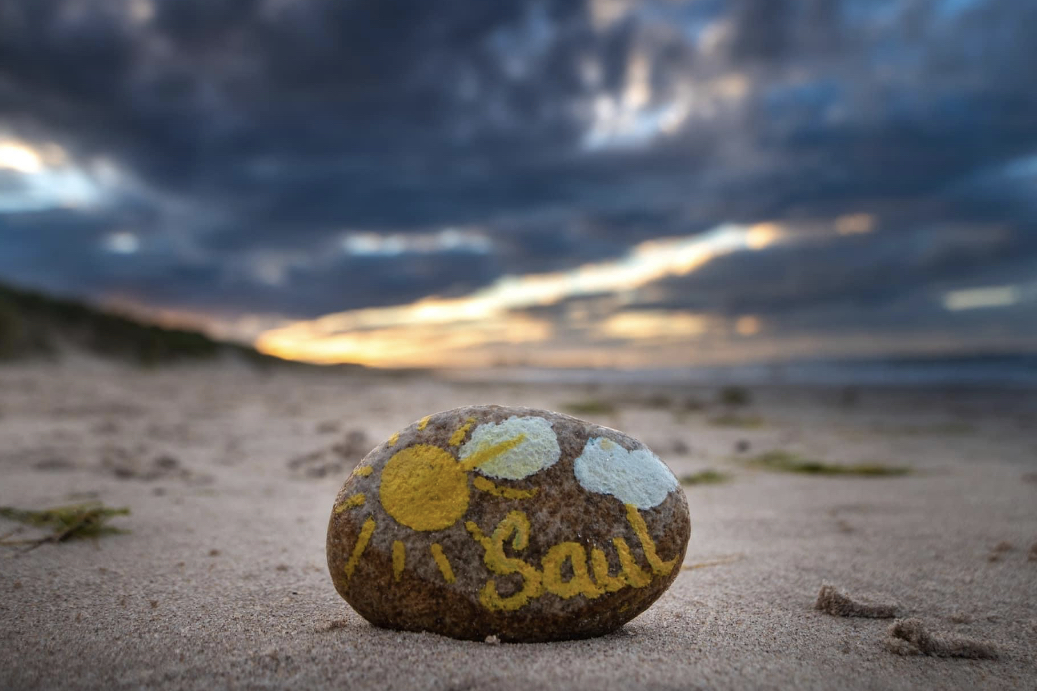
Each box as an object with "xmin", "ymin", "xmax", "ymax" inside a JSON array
[
  {"xmin": 392, "ymin": 541, "xmax": 406, "ymax": 581},
  {"xmin": 339, "ymin": 417, "xmax": 541, "ymax": 585},
  {"xmin": 343, "ymin": 517, "xmax": 375, "ymax": 580},
  {"xmin": 336, "ymin": 417, "xmax": 682, "ymax": 616},
  {"xmin": 458, "ymin": 433, "xmax": 527, "ymax": 471},
  {"xmin": 333, "ymin": 494, "xmax": 365, "ymax": 513},
  {"xmin": 430, "ymin": 543, "xmax": 456, "ymax": 583},
  {"xmin": 472, "ymin": 476, "xmax": 538, "ymax": 499},
  {"xmin": 448, "ymin": 417, "xmax": 476, "ymax": 446}
]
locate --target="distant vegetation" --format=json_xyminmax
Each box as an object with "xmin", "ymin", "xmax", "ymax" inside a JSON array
[
  {"xmin": 0, "ymin": 502, "xmax": 130, "ymax": 547},
  {"xmin": 562, "ymin": 398, "xmax": 617, "ymax": 416},
  {"xmin": 748, "ymin": 450, "xmax": 910, "ymax": 477},
  {"xmin": 718, "ymin": 385, "xmax": 752, "ymax": 407},
  {"xmin": 679, "ymin": 469, "xmax": 731, "ymax": 486},
  {"xmin": 708, "ymin": 385, "xmax": 761, "ymax": 426},
  {"xmin": 0, "ymin": 281, "xmax": 293, "ymax": 367}
]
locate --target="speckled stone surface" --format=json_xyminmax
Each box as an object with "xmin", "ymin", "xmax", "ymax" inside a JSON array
[{"xmin": 326, "ymin": 405, "xmax": 691, "ymax": 642}]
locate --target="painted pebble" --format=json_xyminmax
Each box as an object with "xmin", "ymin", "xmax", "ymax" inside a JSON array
[{"xmin": 326, "ymin": 405, "xmax": 691, "ymax": 642}]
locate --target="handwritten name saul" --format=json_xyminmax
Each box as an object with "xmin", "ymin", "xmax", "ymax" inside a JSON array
[{"xmin": 465, "ymin": 504, "xmax": 677, "ymax": 612}]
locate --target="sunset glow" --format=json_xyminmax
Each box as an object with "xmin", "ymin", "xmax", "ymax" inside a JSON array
[
  {"xmin": 255, "ymin": 223, "xmax": 782, "ymax": 367},
  {"xmin": 1, "ymin": 0, "xmax": 1033, "ymax": 372},
  {"xmin": 0, "ymin": 141, "xmax": 42, "ymax": 173}
]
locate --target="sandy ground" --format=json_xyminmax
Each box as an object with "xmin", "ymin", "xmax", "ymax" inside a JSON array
[{"xmin": 1, "ymin": 360, "xmax": 1036, "ymax": 690}]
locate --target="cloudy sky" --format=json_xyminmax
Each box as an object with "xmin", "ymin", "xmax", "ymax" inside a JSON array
[{"xmin": 0, "ymin": 0, "xmax": 1034, "ymax": 368}]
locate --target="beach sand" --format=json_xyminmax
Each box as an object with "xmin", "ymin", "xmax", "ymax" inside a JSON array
[{"xmin": 1, "ymin": 361, "xmax": 1035, "ymax": 689}]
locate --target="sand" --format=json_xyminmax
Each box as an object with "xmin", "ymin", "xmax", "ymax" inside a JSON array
[{"xmin": 1, "ymin": 360, "xmax": 1036, "ymax": 689}]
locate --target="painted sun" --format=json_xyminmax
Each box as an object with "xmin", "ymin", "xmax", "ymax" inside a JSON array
[
  {"xmin": 331, "ymin": 411, "xmax": 681, "ymax": 612},
  {"xmin": 334, "ymin": 415, "xmax": 560, "ymax": 583}
]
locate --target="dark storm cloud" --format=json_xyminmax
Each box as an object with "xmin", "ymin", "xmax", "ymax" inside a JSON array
[
  {"xmin": 228, "ymin": 248, "xmax": 504, "ymax": 318},
  {"xmin": 0, "ymin": 0, "xmax": 1034, "ymax": 330},
  {"xmin": 0, "ymin": 209, "xmax": 502, "ymax": 319},
  {"xmin": 634, "ymin": 223, "xmax": 1036, "ymax": 318}
]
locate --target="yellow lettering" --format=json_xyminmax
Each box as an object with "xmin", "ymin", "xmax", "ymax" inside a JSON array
[
  {"xmin": 467, "ymin": 512, "xmax": 543, "ymax": 611},
  {"xmin": 590, "ymin": 547, "xmax": 626, "ymax": 593},
  {"xmin": 625, "ymin": 504, "xmax": 677, "ymax": 576},
  {"xmin": 460, "ymin": 508, "xmax": 674, "ymax": 610},
  {"xmin": 612, "ymin": 537, "xmax": 652, "ymax": 588},
  {"xmin": 542, "ymin": 542, "xmax": 603, "ymax": 599}
]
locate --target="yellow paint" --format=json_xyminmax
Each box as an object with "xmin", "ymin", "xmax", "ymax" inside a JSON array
[
  {"xmin": 467, "ymin": 512, "xmax": 543, "ymax": 611},
  {"xmin": 387, "ymin": 432, "xmax": 399, "ymax": 447},
  {"xmin": 334, "ymin": 493, "xmax": 366, "ymax": 513},
  {"xmin": 449, "ymin": 417, "xmax": 476, "ymax": 446},
  {"xmin": 392, "ymin": 541, "xmax": 405, "ymax": 581},
  {"xmin": 542, "ymin": 542, "xmax": 603, "ymax": 599},
  {"xmin": 418, "ymin": 415, "xmax": 431, "ymax": 431},
  {"xmin": 380, "ymin": 445, "xmax": 469, "ymax": 531},
  {"xmin": 625, "ymin": 504, "xmax": 677, "ymax": 575},
  {"xmin": 466, "ymin": 521, "xmax": 489, "ymax": 545},
  {"xmin": 590, "ymin": 547, "xmax": 626, "ymax": 593},
  {"xmin": 430, "ymin": 543, "xmax": 456, "ymax": 584},
  {"xmin": 472, "ymin": 476, "xmax": 539, "ymax": 500},
  {"xmin": 459, "ymin": 433, "xmax": 527, "ymax": 472},
  {"xmin": 343, "ymin": 517, "xmax": 375, "ymax": 581},
  {"xmin": 367, "ymin": 439, "xmax": 679, "ymax": 609},
  {"xmin": 463, "ymin": 506, "xmax": 681, "ymax": 610},
  {"xmin": 353, "ymin": 465, "xmax": 373, "ymax": 477},
  {"xmin": 611, "ymin": 537, "xmax": 653, "ymax": 588}
]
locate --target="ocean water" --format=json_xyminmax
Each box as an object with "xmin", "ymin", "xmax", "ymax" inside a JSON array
[{"xmin": 443, "ymin": 354, "xmax": 1037, "ymax": 388}]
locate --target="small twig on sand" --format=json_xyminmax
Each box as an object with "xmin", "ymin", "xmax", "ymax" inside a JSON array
[
  {"xmin": 816, "ymin": 584, "xmax": 900, "ymax": 618},
  {"xmin": 885, "ymin": 618, "xmax": 999, "ymax": 659}
]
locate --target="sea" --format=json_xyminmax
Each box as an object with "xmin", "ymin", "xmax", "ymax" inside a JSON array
[{"xmin": 441, "ymin": 353, "xmax": 1037, "ymax": 388}]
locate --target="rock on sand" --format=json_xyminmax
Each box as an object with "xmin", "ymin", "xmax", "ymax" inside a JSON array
[{"xmin": 326, "ymin": 405, "xmax": 690, "ymax": 642}]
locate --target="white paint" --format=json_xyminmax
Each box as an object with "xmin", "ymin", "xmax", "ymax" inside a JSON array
[
  {"xmin": 460, "ymin": 416, "xmax": 560, "ymax": 480},
  {"xmin": 573, "ymin": 437, "xmax": 678, "ymax": 509}
]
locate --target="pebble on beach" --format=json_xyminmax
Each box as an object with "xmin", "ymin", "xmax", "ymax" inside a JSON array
[{"xmin": 326, "ymin": 404, "xmax": 691, "ymax": 642}]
